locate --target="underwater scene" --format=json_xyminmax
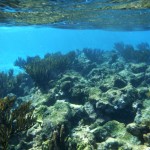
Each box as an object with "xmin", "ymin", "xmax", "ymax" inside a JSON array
[{"xmin": 0, "ymin": 0, "xmax": 150, "ymax": 150}]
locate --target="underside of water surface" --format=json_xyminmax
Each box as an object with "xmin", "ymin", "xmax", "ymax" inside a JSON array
[{"xmin": 0, "ymin": 0, "xmax": 150, "ymax": 30}]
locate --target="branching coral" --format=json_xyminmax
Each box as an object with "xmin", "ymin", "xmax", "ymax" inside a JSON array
[
  {"xmin": 14, "ymin": 57, "xmax": 27, "ymax": 69},
  {"xmin": 114, "ymin": 42, "xmax": 150, "ymax": 63},
  {"xmin": 114, "ymin": 42, "xmax": 135, "ymax": 61},
  {"xmin": 15, "ymin": 51, "xmax": 76, "ymax": 91},
  {"xmin": 0, "ymin": 70, "xmax": 31, "ymax": 97},
  {"xmin": 0, "ymin": 96, "xmax": 36, "ymax": 150},
  {"xmin": 0, "ymin": 70, "xmax": 15, "ymax": 97},
  {"xmin": 83, "ymin": 48, "xmax": 104, "ymax": 63}
]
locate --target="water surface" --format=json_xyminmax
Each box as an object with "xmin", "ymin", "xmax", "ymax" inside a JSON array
[{"xmin": 0, "ymin": 0, "xmax": 150, "ymax": 30}]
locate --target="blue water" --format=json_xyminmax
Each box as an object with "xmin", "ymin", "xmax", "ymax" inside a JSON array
[{"xmin": 0, "ymin": 27, "xmax": 150, "ymax": 72}]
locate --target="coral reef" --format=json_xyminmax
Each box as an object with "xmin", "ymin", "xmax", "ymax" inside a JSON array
[{"xmin": 2, "ymin": 43, "xmax": 150, "ymax": 149}]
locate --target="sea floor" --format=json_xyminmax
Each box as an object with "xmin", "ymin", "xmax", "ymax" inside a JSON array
[{"xmin": 0, "ymin": 46, "xmax": 150, "ymax": 150}]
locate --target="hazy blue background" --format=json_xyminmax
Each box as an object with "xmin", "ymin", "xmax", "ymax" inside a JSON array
[{"xmin": 0, "ymin": 27, "xmax": 150, "ymax": 72}]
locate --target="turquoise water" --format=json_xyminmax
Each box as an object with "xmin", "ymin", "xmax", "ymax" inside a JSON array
[
  {"xmin": 1, "ymin": 1, "xmax": 150, "ymax": 150},
  {"xmin": 0, "ymin": 27, "xmax": 150, "ymax": 72}
]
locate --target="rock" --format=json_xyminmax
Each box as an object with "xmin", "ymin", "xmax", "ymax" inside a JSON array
[
  {"xmin": 131, "ymin": 63, "xmax": 147, "ymax": 74},
  {"xmin": 46, "ymin": 101, "xmax": 72, "ymax": 126},
  {"xmin": 88, "ymin": 87, "xmax": 102, "ymax": 101},
  {"xmin": 126, "ymin": 123, "xmax": 143, "ymax": 137},
  {"xmin": 60, "ymin": 80, "xmax": 73, "ymax": 92},
  {"xmin": 96, "ymin": 121, "xmax": 141, "ymax": 150},
  {"xmin": 84, "ymin": 102, "xmax": 97, "ymax": 120},
  {"xmin": 127, "ymin": 123, "xmax": 150, "ymax": 143},
  {"xmin": 113, "ymin": 76, "xmax": 127, "ymax": 88},
  {"xmin": 130, "ymin": 73, "xmax": 145, "ymax": 87},
  {"xmin": 70, "ymin": 84, "xmax": 87, "ymax": 104},
  {"xmin": 134, "ymin": 99, "xmax": 150, "ymax": 127},
  {"xmin": 143, "ymin": 133, "xmax": 150, "ymax": 146},
  {"xmin": 70, "ymin": 103, "xmax": 89, "ymax": 125},
  {"xmin": 97, "ymin": 137, "xmax": 123, "ymax": 150},
  {"xmin": 67, "ymin": 125, "xmax": 96, "ymax": 150},
  {"xmin": 99, "ymin": 85, "xmax": 109, "ymax": 92},
  {"xmin": 96, "ymin": 101, "xmax": 114, "ymax": 114}
]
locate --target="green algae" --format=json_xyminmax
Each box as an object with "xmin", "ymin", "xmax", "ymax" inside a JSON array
[
  {"xmin": 88, "ymin": 87, "xmax": 102, "ymax": 101},
  {"xmin": 46, "ymin": 101, "xmax": 72, "ymax": 126}
]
